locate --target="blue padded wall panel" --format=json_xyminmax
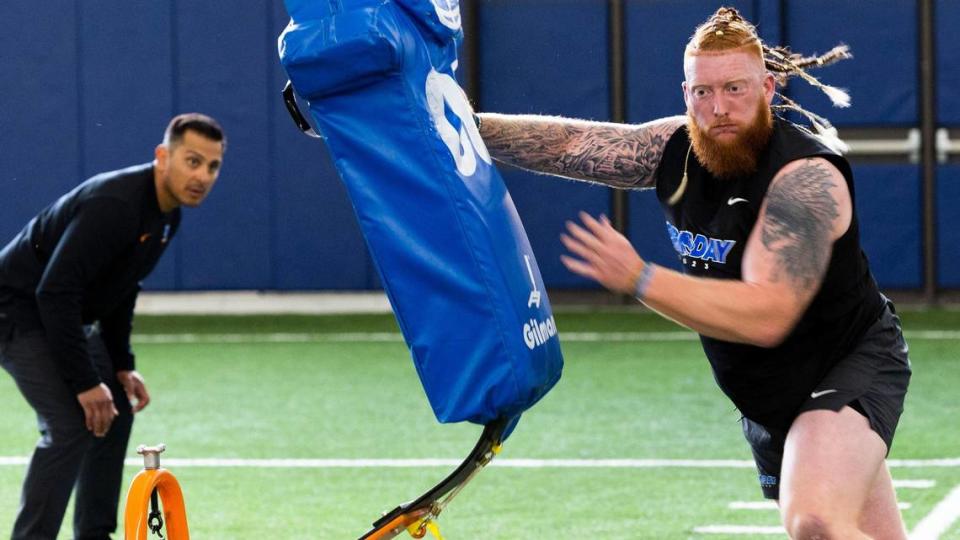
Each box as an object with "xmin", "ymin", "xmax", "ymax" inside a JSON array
[
  {"xmin": 937, "ymin": 166, "xmax": 960, "ymax": 287},
  {"xmin": 784, "ymin": 1, "xmax": 917, "ymax": 127},
  {"xmin": 269, "ymin": 0, "xmax": 374, "ymax": 290},
  {"xmin": 172, "ymin": 1, "xmax": 273, "ymax": 289},
  {"xmin": 625, "ymin": 0, "xmax": 759, "ymax": 122},
  {"xmin": 479, "ymin": 1, "xmax": 610, "ymax": 288},
  {"xmin": 0, "ymin": 3, "xmax": 82, "ymax": 245},
  {"xmin": 852, "ymin": 165, "xmax": 922, "ymax": 289},
  {"xmin": 79, "ymin": 2, "xmax": 173, "ymax": 175},
  {"xmin": 937, "ymin": 0, "xmax": 960, "ymax": 124},
  {"xmin": 80, "ymin": 2, "xmax": 177, "ymax": 290}
]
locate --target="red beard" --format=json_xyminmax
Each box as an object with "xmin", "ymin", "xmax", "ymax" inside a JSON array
[{"xmin": 688, "ymin": 99, "xmax": 773, "ymax": 179}]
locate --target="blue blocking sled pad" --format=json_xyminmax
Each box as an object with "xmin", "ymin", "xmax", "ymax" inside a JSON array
[{"xmin": 279, "ymin": 0, "xmax": 563, "ymax": 435}]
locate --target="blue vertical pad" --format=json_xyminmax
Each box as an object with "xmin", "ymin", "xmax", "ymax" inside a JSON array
[{"xmin": 278, "ymin": 0, "xmax": 563, "ymax": 429}]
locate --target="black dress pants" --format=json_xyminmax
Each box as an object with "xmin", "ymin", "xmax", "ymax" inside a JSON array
[{"xmin": 0, "ymin": 324, "xmax": 132, "ymax": 540}]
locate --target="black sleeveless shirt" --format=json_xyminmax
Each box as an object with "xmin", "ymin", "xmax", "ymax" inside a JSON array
[{"xmin": 654, "ymin": 118, "xmax": 884, "ymax": 429}]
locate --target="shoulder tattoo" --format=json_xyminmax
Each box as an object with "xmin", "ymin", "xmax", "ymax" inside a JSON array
[{"xmin": 760, "ymin": 160, "xmax": 841, "ymax": 294}]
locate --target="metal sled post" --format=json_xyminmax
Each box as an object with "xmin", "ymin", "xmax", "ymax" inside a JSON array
[
  {"xmin": 359, "ymin": 418, "xmax": 509, "ymax": 540},
  {"xmin": 124, "ymin": 444, "xmax": 190, "ymax": 540}
]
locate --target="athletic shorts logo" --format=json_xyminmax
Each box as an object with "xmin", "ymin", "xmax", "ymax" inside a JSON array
[
  {"xmin": 727, "ymin": 197, "xmax": 749, "ymax": 206},
  {"xmin": 810, "ymin": 389, "xmax": 838, "ymax": 399}
]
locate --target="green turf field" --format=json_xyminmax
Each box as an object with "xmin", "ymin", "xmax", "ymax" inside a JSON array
[{"xmin": 0, "ymin": 308, "xmax": 957, "ymax": 539}]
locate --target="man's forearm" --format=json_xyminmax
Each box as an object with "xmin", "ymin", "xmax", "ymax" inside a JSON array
[
  {"xmin": 641, "ymin": 266, "xmax": 803, "ymax": 348},
  {"xmin": 476, "ymin": 113, "xmax": 684, "ymax": 189}
]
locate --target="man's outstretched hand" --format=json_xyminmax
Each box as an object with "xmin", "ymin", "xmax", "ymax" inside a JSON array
[{"xmin": 560, "ymin": 212, "xmax": 645, "ymax": 295}]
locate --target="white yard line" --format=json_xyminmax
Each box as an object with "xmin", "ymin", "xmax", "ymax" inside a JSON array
[
  {"xmin": 910, "ymin": 484, "xmax": 960, "ymax": 540},
  {"xmin": 729, "ymin": 501, "xmax": 912, "ymax": 511},
  {"xmin": 891, "ymin": 459, "xmax": 960, "ymax": 468},
  {"xmin": 728, "ymin": 501, "xmax": 779, "ymax": 510},
  {"xmin": 693, "ymin": 525, "xmax": 785, "ymax": 534},
  {"xmin": 896, "ymin": 479, "xmax": 938, "ymax": 489},
  {"xmin": 0, "ymin": 457, "xmax": 956, "ymax": 469},
  {"xmin": 130, "ymin": 329, "xmax": 960, "ymax": 344},
  {"xmin": 3, "ymin": 454, "xmax": 952, "ymax": 536}
]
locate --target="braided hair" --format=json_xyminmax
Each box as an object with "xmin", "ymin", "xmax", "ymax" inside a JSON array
[{"xmin": 685, "ymin": 7, "xmax": 851, "ymax": 152}]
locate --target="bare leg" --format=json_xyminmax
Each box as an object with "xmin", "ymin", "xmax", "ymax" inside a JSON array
[
  {"xmin": 858, "ymin": 463, "xmax": 908, "ymax": 540},
  {"xmin": 778, "ymin": 406, "xmax": 904, "ymax": 539}
]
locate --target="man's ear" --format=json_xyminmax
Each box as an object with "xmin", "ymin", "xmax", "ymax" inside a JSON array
[
  {"xmin": 681, "ymin": 81, "xmax": 691, "ymax": 108},
  {"xmin": 154, "ymin": 144, "xmax": 168, "ymax": 169},
  {"xmin": 763, "ymin": 73, "xmax": 776, "ymax": 103}
]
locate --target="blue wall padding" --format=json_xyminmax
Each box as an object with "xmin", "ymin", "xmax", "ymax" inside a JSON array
[
  {"xmin": 0, "ymin": 3, "xmax": 83, "ymax": 249},
  {"xmin": 478, "ymin": 1, "xmax": 611, "ymax": 288},
  {"xmin": 0, "ymin": 1, "xmax": 948, "ymax": 292},
  {"xmin": 853, "ymin": 165, "xmax": 922, "ymax": 289},
  {"xmin": 171, "ymin": 0, "xmax": 274, "ymax": 289},
  {"xmin": 625, "ymin": 0, "xmax": 759, "ymax": 121},
  {"xmin": 937, "ymin": 0, "xmax": 960, "ymax": 125},
  {"xmin": 937, "ymin": 166, "xmax": 960, "ymax": 287},
  {"xmin": 784, "ymin": 1, "xmax": 917, "ymax": 127},
  {"xmin": 279, "ymin": 0, "xmax": 563, "ymax": 427}
]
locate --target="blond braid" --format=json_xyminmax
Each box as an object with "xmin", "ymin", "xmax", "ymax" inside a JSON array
[{"xmin": 686, "ymin": 7, "xmax": 854, "ymax": 149}]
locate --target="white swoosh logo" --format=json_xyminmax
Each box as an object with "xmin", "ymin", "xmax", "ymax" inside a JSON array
[
  {"xmin": 810, "ymin": 389, "xmax": 838, "ymax": 399},
  {"xmin": 727, "ymin": 197, "xmax": 749, "ymax": 206}
]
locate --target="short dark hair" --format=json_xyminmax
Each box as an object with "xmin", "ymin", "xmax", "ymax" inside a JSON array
[{"xmin": 163, "ymin": 113, "xmax": 226, "ymax": 151}]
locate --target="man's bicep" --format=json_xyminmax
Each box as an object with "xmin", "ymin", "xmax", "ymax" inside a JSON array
[
  {"xmin": 626, "ymin": 115, "xmax": 686, "ymax": 188},
  {"xmin": 742, "ymin": 158, "xmax": 850, "ymax": 305}
]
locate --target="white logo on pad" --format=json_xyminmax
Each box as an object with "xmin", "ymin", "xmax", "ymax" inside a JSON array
[
  {"xmin": 425, "ymin": 70, "xmax": 490, "ymax": 177},
  {"xmin": 523, "ymin": 316, "xmax": 557, "ymax": 350},
  {"xmin": 525, "ymin": 255, "xmax": 541, "ymax": 308},
  {"xmin": 430, "ymin": 0, "xmax": 461, "ymax": 30}
]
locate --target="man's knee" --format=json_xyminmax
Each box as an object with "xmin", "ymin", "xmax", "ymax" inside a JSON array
[
  {"xmin": 786, "ymin": 512, "xmax": 830, "ymax": 539},
  {"xmin": 38, "ymin": 413, "xmax": 93, "ymax": 450},
  {"xmin": 784, "ymin": 509, "xmax": 860, "ymax": 540}
]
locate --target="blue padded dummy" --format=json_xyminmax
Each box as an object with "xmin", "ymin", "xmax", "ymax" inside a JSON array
[{"xmin": 279, "ymin": 0, "xmax": 563, "ymax": 434}]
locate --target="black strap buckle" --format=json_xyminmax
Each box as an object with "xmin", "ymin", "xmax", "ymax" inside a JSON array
[{"xmin": 282, "ymin": 81, "xmax": 322, "ymax": 138}]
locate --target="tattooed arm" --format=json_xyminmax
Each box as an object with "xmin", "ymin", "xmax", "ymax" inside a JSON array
[
  {"xmin": 476, "ymin": 113, "xmax": 685, "ymax": 189},
  {"xmin": 560, "ymin": 158, "xmax": 851, "ymax": 347}
]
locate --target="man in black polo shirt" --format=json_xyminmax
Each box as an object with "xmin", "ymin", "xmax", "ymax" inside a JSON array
[
  {"xmin": 474, "ymin": 8, "xmax": 911, "ymax": 540},
  {"xmin": 0, "ymin": 113, "xmax": 225, "ymax": 540}
]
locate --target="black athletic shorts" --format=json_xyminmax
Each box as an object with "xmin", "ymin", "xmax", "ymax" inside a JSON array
[{"xmin": 741, "ymin": 297, "xmax": 911, "ymax": 499}]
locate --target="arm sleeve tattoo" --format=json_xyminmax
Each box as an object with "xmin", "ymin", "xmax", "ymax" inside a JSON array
[
  {"xmin": 760, "ymin": 160, "xmax": 842, "ymax": 296},
  {"xmin": 479, "ymin": 114, "xmax": 685, "ymax": 190}
]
